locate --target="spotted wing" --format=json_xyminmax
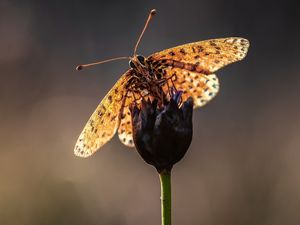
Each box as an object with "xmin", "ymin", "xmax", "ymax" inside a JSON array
[
  {"xmin": 148, "ymin": 37, "xmax": 249, "ymax": 73},
  {"xmin": 162, "ymin": 67, "xmax": 220, "ymax": 108},
  {"xmin": 118, "ymin": 94, "xmax": 135, "ymax": 147},
  {"xmin": 74, "ymin": 69, "xmax": 133, "ymax": 157},
  {"xmin": 118, "ymin": 89, "xmax": 147, "ymax": 147}
]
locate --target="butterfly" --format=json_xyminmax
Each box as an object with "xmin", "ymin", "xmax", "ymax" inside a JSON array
[{"xmin": 74, "ymin": 9, "xmax": 250, "ymax": 157}]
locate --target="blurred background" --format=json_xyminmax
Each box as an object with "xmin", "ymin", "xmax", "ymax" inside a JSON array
[{"xmin": 1, "ymin": 0, "xmax": 300, "ymax": 224}]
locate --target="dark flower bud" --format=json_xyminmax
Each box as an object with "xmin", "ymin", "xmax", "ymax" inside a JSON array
[{"xmin": 130, "ymin": 92, "xmax": 193, "ymax": 173}]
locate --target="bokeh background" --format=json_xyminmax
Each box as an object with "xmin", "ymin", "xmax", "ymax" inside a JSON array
[{"xmin": 1, "ymin": 0, "xmax": 300, "ymax": 224}]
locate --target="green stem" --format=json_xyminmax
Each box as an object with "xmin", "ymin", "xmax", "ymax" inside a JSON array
[{"xmin": 159, "ymin": 170, "xmax": 171, "ymax": 225}]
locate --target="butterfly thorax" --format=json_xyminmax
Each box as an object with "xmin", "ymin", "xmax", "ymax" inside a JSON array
[{"xmin": 129, "ymin": 55, "xmax": 167, "ymax": 104}]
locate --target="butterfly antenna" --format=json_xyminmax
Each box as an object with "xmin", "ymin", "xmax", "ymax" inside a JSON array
[
  {"xmin": 133, "ymin": 9, "xmax": 156, "ymax": 56},
  {"xmin": 76, "ymin": 56, "xmax": 130, "ymax": 71}
]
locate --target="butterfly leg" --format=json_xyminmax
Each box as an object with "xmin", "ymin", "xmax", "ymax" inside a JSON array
[{"xmin": 168, "ymin": 75, "xmax": 183, "ymax": 106}]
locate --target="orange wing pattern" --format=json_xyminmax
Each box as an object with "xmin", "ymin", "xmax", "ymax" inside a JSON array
[
  {"xmin": 161, "ymin": 67, "xmax": 219, "ymax": 108},
  {"xmin": 118, "ymin": 105, "xmax": 134, "ymax": 147},
  {"xmin": 148, "ymin": 37, "xmax": 249, "ymax": 108},
  {"xmin": 118, "ymin": 91, "xmax": 139, "ymax": 147},
  {"xmin": 74, "ymin": 70, "xmax": 133, "ymax": 157},
  {"xmin": 118, "ymin": 88, "xmax": 152, "ymax": 147},
  {"xmin": 148, "ymin": 37, "xmax": 249, "ymax": 73}
]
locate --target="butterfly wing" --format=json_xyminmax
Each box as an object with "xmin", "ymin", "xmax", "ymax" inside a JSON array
[
  {"xmin": 148, "ymin": 37, "xmax": 249, "ymax": 73},
  {"xmin": 118, "ymin": 105, "xmax": 134, "ymax": 147},
  {"xmin": 74, "ymin": 69, "xmax": 133, "ymax": 157},
  {"xmin": 161, "ymin": 68, "xmax": 220, "ymax": 108},
  {"xmin": 118, "ymin": 92, "xmax": 135, "ymax": 147},
  {"xmin": 148, "ymin": 37, "xmax": 249, "ymax": 107},
  {"xmin": 118, "ymin": 88, "xmax": 149, "ymax": 147}
]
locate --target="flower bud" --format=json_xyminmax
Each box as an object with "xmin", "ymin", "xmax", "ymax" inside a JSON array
[{"xmin": 130, "ymin": 92, "xmax": 193, "ymax": 172}]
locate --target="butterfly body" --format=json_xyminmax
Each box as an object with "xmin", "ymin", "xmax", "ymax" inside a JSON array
[
  {"xmin": 74, "ymin": 37, "xmax": 249, "ymax": 158},
  {"xmin": 127, "ymin": 55, "xmax": 167, "ymax": 104}
]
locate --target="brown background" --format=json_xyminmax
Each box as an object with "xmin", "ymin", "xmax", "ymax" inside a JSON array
[{"xmin": 1, "ymin": 0, "xmax": 300, "ymax": 224}]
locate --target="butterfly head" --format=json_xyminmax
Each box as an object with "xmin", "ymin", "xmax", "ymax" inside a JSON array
[{"xmin": 129, "ymin": 55, "xmax": 148, "ymax": 70}]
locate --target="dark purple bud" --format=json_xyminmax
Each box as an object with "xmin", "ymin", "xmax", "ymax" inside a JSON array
[{"xmin": 130, "ymin": 93, "xmax": 193, "ymax": 173}]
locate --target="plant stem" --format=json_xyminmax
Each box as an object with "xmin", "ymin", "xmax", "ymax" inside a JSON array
[{"xmin": 159, "ymin": 170, "xmax": 171, "ymax": 225}]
